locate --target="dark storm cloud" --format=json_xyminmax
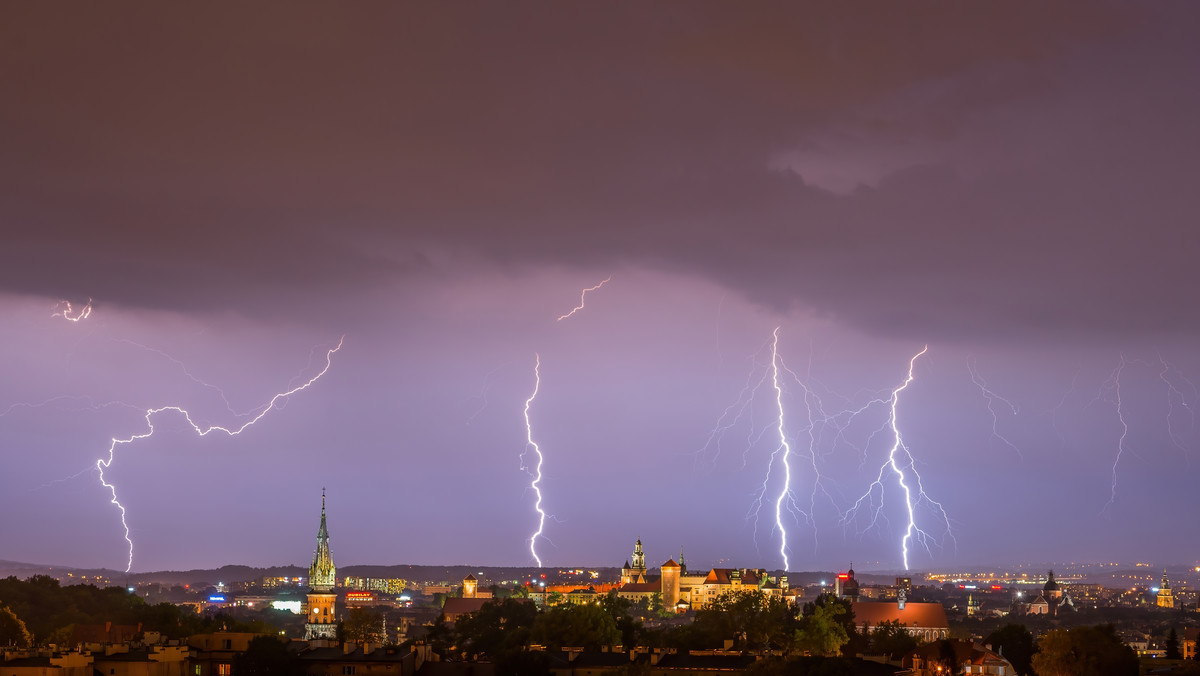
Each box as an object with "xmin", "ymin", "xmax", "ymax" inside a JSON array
[{"xmin": 3, "ymin": 2, "xmax": 1193, "ymax": 341}]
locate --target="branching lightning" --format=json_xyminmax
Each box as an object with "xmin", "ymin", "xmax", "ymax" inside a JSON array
[
  {"xmin": 96, "ymin": 336, "xmax": 344, "ymax": 572},
  {"xmin": 1156, "ymin": 353, "xmax": 1195, "ymax": 462},
  {"xmin": 521, "ymin": 354, "xmax": 547, "ymax": 567},
  {"xmin": 966, "ymin": 356, "xmax": 1023, "ymax": 460},
  {"xmin": 52, "ymin": 298, "xmax": 93, "ymax": 322},
  {"xmin": 842, "ymin": 346, "xmax": 954, "ymax": 570},
  {"xmin": 556, "ymin": 277, "xmax": 611, "ymax": 321}
]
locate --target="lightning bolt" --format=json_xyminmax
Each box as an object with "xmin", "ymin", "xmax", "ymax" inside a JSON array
[
  {"xmin": 556, "ymin": 277, "xmax": 611, "ymax": 321},
  {"xmin": 96, "ymin": 336, "xmax": 344, "ymax": 572},
  {"xmin": 1095, "ymin": 355, "xmax": 1132, "ymax": 515},
  {"xmin": 521, "ymin": 354, "xmax": 547, "ymax": 567},
  {"xmin": 966, "ymin": 356, "xmax": 1023, "ymax": 460},
  {"xmin": 52, "ymin": 298, "xmax": 93, "ymax": 322},
  {"xmin": 693, "ymin": 337, "xmax": 774, "ymax": 472},
  {"xmin": 768, "ymin": 328, "xmax": 795, "ymax": 570},
  {"xmin": 843, "ymin": 346, "xmax": 954, "ymax": 570},
  {"xmin": 1156, "ymin": 352, "xmax": 1195, "ymax": 463}
]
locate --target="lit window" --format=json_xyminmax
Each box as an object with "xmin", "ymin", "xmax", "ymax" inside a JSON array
[{"xmin": 218, "ymin": 664, "xmax": 232, "ymax": 675}]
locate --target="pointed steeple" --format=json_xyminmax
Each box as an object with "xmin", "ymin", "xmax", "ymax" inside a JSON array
[
  {"xmin": 309, "ymin": 488, "xmax": 336, "ymax": 592},
  {"xmin": 318, "ymin": 487, "xmax": 329, "ymax": 539}
]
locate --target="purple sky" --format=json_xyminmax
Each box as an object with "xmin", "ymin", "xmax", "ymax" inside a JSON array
[{"xmin": 3, "ymin": 2, "xmax": 1199, "ymax": 574}]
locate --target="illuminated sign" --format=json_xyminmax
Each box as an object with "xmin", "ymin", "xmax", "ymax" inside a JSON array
[
  {"xmin": 837, "ymin": 574, "xmax": 850, "ymax": 580},
  {"xmin": 208, "ymin": 595, "xmax": 226, "ymax": 603}
]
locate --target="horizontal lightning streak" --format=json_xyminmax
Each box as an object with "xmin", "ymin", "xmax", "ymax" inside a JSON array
[{"xmin": 96, "ymin": 336, "xmax": 344, "ymax": 572}]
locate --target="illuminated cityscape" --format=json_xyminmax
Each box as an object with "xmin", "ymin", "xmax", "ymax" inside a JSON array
[{"xmin": 4, "ymin": 1, "xmax": 1200, "ymax": 674}]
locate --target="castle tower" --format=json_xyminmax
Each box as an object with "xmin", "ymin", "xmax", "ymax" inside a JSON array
[
  {"xmin": 305, "ymin": 489, "xmax": 339, "ymax": 640},
  {"xmin": 661, "ymin": 559, "xmax": 681, "ymax": 610},
  {"xmin": 1158, "ymin": 571, "xmax": 1175, "ymax": 609},
  {"xmin": 463, "ymin": 574, "xmax": 478, "ymax": 599}
]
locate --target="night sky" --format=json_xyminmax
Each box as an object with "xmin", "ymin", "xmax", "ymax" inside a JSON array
[{"xmin": 3, "ymin": 3, "xmax": 1199, "ymax": 574}]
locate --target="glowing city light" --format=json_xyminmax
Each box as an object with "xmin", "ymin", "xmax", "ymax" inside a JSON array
[
  {"xmin": 97, "ymin": 336, "xmax": 344, "ymax": 572},
  {"xmin": 521, "ymin": 354, "xmax": 547, "ymax": 567},
  {"xmin": 556, "ymin": 276, "xmax": 611, "ymax": 321}
]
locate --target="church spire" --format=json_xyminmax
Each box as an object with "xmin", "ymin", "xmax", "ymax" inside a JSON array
[
  {"xmin": 309, "ymin": 489, "xmax": 336, "ymax": 593},
  {"xmin": 318, "ymin": 487, "xmax": 329, "ymax": 539}
]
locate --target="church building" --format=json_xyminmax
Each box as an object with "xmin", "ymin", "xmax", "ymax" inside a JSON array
[{"xmin": 305, "ymin": 490, "xmax": 339, "ymax": 640}]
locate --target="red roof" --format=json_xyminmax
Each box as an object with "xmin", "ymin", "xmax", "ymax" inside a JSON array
[
  {"xmin": 441, "ymin": 597, "xmax": 489, "ymax": 618},
  {"xmin": 619, "ymin": 581, "xmax": 661, "ymax": 593},
  {"xmin": 850, "ymin": 601, "xmax": 949, "ymax": 629}
]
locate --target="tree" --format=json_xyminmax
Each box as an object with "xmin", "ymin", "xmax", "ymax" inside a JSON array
[
  {"xmin": 342, "ymin": 607, "xmax": 384, "ymax": 644},
  {"xmin": 454, "ymin": 598, "xmax": 538, "ymax": 658},
  {"xmin": 691, "ymin": 589, "xmax": 799, "ymax": 653},
  {"xmin": 424, "ymin": 614, "xmax": 456, "ymax": 659},
  {"xmin": 233, "ymin": 636, "xmax": 301, "ymax": 676},
  {"xmin": 870, "ymin": 619, "xmax": 919, "ymax": 660},
  {"xmin": 802, "ymin": 594, "xmax": 856, "ymax": 639},
  {"xmin": 1032, "ymin": 625, "xmax": 1138, "ymax": 676},
  {"xmin": 599, "ymin": 591, "xmax": 643, "ymax": 647},
  {"xmin": 0, "ymin": 605, "xmax": 32, "ymax": 648},
  {"xmin": 793, "ymin": 602, "xmax": 850, "ymax": 657},
  {"xmin": 532, "ymin": 603, "xmax": 620, "ymax": 651},
  {"xmin": 1168, "ymin": 627, "xmax": 1182, "ymax": 660},
  {"xmin": 985, "ymin": 623, "xmax": 1035, "ymax": 676}
]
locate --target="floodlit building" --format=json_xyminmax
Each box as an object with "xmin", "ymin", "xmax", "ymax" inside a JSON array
[
  {"xmin": 1157, "ymin": 570, "xmax": 1176, "ymax": 609},
  {"xmin": 304, "ymin": 489, "xmax": 339, "ymax": 641},
  {"xmin": 851, "ymin": 596, "xmax": 950, "ymax": 642}
]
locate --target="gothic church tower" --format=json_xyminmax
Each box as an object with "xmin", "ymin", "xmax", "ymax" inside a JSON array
[{"xmin": 305, "ymin": 489, "xmax": 339, "ymax": 640}]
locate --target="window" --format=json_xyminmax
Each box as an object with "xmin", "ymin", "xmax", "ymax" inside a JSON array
[
  {"xmin": 342, "ymin": 667, "xmax": 357, "ymax": 675},
  {"xmin": 223, "ymin": 639, "xmax": 233, "ymax": 649},
  {"xmin": 218, "ymin": 664, "xmax": 232, "ymax": 675},
  {"xmin": 194, "ymin": 667, "xmax": 201, "ymax": 676}
]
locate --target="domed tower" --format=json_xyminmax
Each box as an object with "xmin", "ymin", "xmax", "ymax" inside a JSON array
[
  {"xmin": 1157, "ymin": 571, "xmax": 1175, "ymax": 609},
  {"xmin": 305, "ymin": 489, "xmax": 338, "ymax": 640},
  {"xmin": 1043, "ymin": 570, "xmax": 1061, "ymax": 600}
]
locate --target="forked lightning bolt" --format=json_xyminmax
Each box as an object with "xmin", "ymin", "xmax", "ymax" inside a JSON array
[
  {"xmin": 966, "ymin": 356, "xmax": 1023, "ymax": 460},
  {"xmin": 521, "ymin": 354, "xmax": 547, "ymax": 567},
  {"xmin": 556, "ymin": 277, "xmax": 611, "ymax": 321},
  {"xmin": 97, "ymin": 336, "xmax": 344, "ymax": 572},
  {"xmin": 1156, "ymin": 353, "xmax": 1195, "ymax": 462},
  {"xmin": 843, "ymin": 346, "xmax": 954, "ymax": 570},
  {"xmin": 53, "ymin": 298, "xmax": 93, "ymax": 322}
]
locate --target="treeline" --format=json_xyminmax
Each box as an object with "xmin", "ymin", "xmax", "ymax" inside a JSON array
[
  {"xmin": 0, "ymin": 575, "xmax": 279, "ymax": 646},
  {"xmin": 399, "ymin": 591, "xmax": 931, "ymax": 676}
]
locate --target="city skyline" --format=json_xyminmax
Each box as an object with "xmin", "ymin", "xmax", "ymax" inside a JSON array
[{"xmin": 2, "ymin": 3, "xmax": 1200, "ymax": 572}]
